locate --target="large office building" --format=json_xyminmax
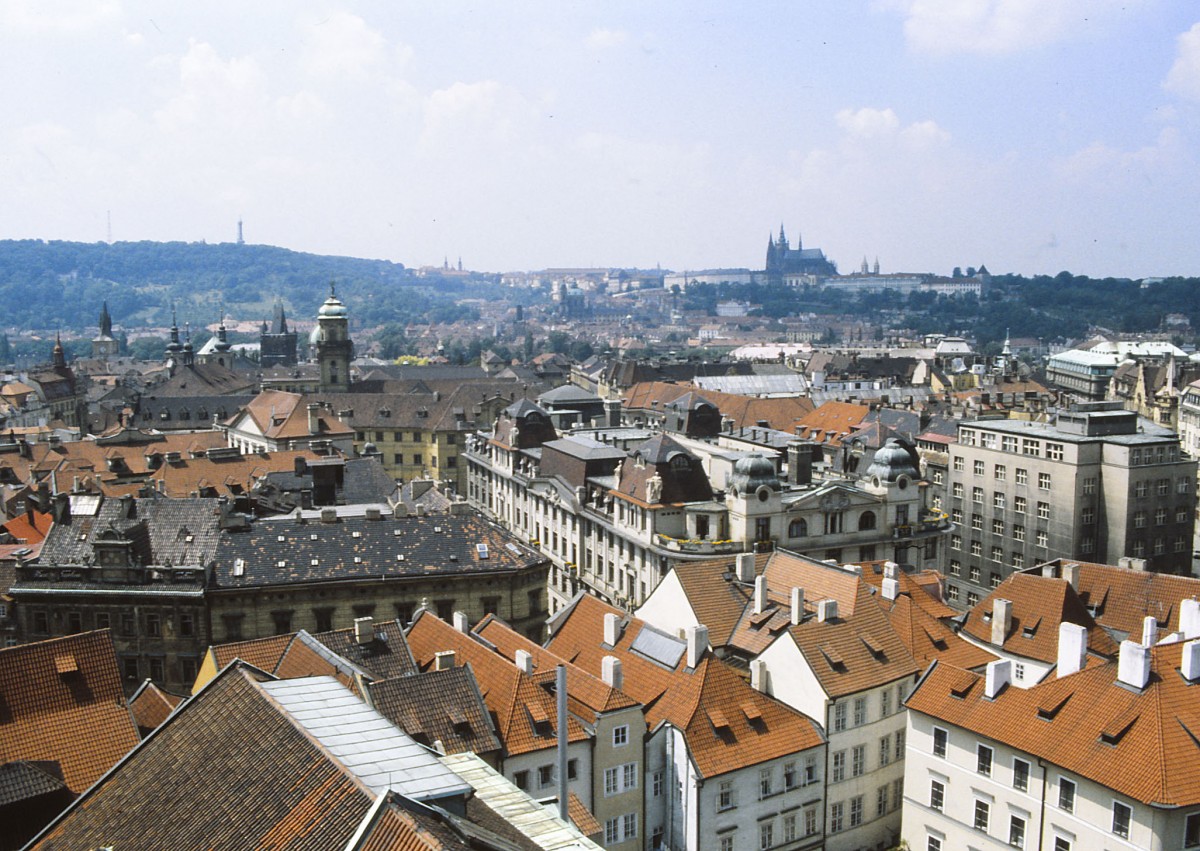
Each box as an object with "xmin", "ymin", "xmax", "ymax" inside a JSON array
[{"xmin": 943, "ymin": 403, "xmax": 1196, "ymax": 608}]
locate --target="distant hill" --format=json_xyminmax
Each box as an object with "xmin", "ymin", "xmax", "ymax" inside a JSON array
[{"xmin": 0, "ymin": 239, "xmax": 490, "ymax": 332}]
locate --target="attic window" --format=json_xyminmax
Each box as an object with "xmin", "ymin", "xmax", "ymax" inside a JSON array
[
  {"xmin": 354, "ymin": 556, "xmax": 362, "ymax": 564},
  {"xmin": 1037, "ymin": 693, "xmax": 1072, "ymax": 721},
  {"xmin": 1022, "ymin": 618, "xmax": 1041, "ymax": 639},
  {"xmin": 434, "ymin": 526, "xmax": 443, "ymax": 534},
  {"xmin": 820, "ymin": 646, "xmax": 846, "ymax": 671},
  {"xmin": 352, "ymin": 531, "xmax": 361, "ymax": 539},
  {"xmin": 310, "ymin": 558, "xmax": 319, "ymax": 566},
  {"xmin": 184, "ymin": 535, "xmax": 194, "ymax": 543},
  {"xmin": 54, "ymin": 654, "xmax": 78, "ymax": 675},
  {"xmin": 860, "ymin": 634, "xmax": 885, "ymax": 658},
  {"xmin": 396, "ymin": 554, "xmax": 405, "ymax": 561},
  {"xmin": 949, "ymin": 680, "xmax": 976, "ymax": 700},
  {"xmin": 310, "ymin": 534, "xmax": 318, "ymax": 541},
  {"xmin": 707, "ymin": 709, "xmax": 730, "ymax": 730},
  {"xmin": 1099, "ymin": 715, "xmax": 1138, "ymax": 746},
  {"xmin": 277, "ymin": 535, "xmax": 286, "ymax": 543},
  {"xmin": 233, "ymin": 558, "xmax": 245, "ymax": 576},
  {"xmin": 276, "ymin": 560, "xmax": 287, "ymax": 568},
  {"xmin": 476, "ymin": 543, "xmax": 489, "ymax": 559},
  {"xmin": 741, "ymin": 703, "xmax": 762, "ymax": 723}
]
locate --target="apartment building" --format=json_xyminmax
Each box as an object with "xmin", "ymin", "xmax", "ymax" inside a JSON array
[{"xmin": 944, "ymin": 403, "xmax": 1195, "ymax": 608}]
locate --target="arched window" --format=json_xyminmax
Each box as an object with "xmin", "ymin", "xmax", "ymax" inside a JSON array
[
  {"xmin": 859, "ymin": 511, "xmax": 877, "ymax": 531},
  {"xmin": 788, "ymin": 518, "xmax": 808, "ymax": 538}
]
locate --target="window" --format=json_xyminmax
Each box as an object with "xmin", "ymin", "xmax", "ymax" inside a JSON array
[
  {"xmin": 95, "ymin": 612, "xmax": 110, "ymax": 630},
  {"xmin": 1156, "ymin": 507, "xmax": 1168, "ymax": 526},
  {"xmin": 603, "ymin": 767, "xmax": 627, "ymax": 796},
  {"xmin": 995, "ymin": 464, "xmax": 1007, "ymax": 480},
  {"xmin": 1046, "ymin": 442, "xmax": 1063, "ymax": 460},
  {"xmin": 952, "ymin": 507, "xmax": 963, "ymax": 523},
  {"xmin": 1059, "ymin": 777, "xmax": 1076, "ymax": 812},
  {"xmin": 718, "ymin": 780, "xmax": 735, "ymax": 810},
  {"xmin": 954, "ymin": 456, "xmax": 965, "ymax": 472},
  {"xmin": 1022, "ymin": 439, "xmax": 1040, "ymax": 457},
  {"xmin": 783, "ymin": 813, "xmax": 796, "ymax": 843},
  {"xmin": 829, "ymin": 802, "xmax": 844, "ymax": 833},
  {"xmin": 513, "ymin": 770, "xmax": 528, "ymax": 790},
  {"xmin": 952, "ymin": 535, "xmax": 963, "ymax": 551},
  {"xmin": 1013, "ymin": 758, "xmax": 1030, "ymax": 791},
  {"xmin": 893, "ymin": 777, "xmax": 904, "ymax": 811},
  {"xmin": 852, "ymin": 745, "xmax": 865, "ymax": 777},
  {"xmin": 720, "ymin": 837, "xmax": 733, "ymax": 851},
  {"xmin": 972, "ymin": 513, "xmax": 983, "ymax": 530},
  {"xmin": 1081, "ymin": 506, "xmax": 1095, "ymax": 525},
  {"xmin": 1054, "ymin": 839, "xmax": 1071, "ymax": 851},
  {"xmin": 568, "ymin": 759, "xmax": 578, "ymax": 780},
  {"xmin": 179, "ymin": 612, "xmax": 195, "ymax": 636},
  {"xmin": 1003, "ymin": 435, "xmax": 1018, "ymax": 452},
  {"xmin": 953, "ymin": 482, "xmax": 965, "ymax": 500},
  {"xmin": 974, "ymin": 460, "xmax": 986, "ymax": 475},
  {"xmin": 1014, "ymin": 495, "xmax": 1027, "ymax": 514},
  {"xmin": 849, "ymin": 795, "xmax": 863, "ymax": 827},
  {"xmin": 879, "ymin": 736, "xmax": 891, "ymax": 766},
  {"xmin": 1083, "ymin": 476, "xmax": 1097, "ymax": 494},
  {"xmin": 895, "ymin": 729, "xmax": 905, "ymax": 760},
  {"xmin": 833, "ymin": 702, "xmax": 847, "ymax": 732},
  {"xmin": 760, "ymin": 767, "xmax": 774, "ymax": 798},
  {"xmin": 1112, "ymin": 801, "xmax": 1132, "ymax": 839},
  {"xmin": 947, "ymin": 584, "xmax": 960, "ymax": 602},
  {"xmin": 120, "ymin": 612, "xmax": 136, "ymax": 637},
  {"xmin": 877, "ymin": 785, "xmax": 888, "ymax": 817},
  {"xmin": 933, "ymin": 727, "xmax": 948, "ymax": 758},
  {"xmin": 66, "ymin": 611, "xmax": 82, "ymax": 634},
  {"xmin": 613, "ymin": 724, "xmax": 628, "ymax": 746},
  {"xmin": 1013, "ymin": 525, "xmax": 1025, "ymax": 542},
  {"xmin": 1179, "ymin": 506, "xmax": 1191, "ymax": 523},
  {"xmin": 1181, "ymin": 477, "xmax": 1193, "ymax": 494},
  {"xmin": 1185, "ymin": 812, "xmax": 1200, "ymax": 847},
  {"xmin": 858, "ymin": 511, "xmax": 876, "ymax": 531},
  {"xmin": 804, "ymin": 807, "xmax": 817, "ymax": 837},
  {"xmin": 977, "ymin": 744, "xmax": 993, "ymax": 776},
  {"xmin": 789, "ymin": 518, "xmax": 808, "ymax": 537},
  {"xmin": 881, "ymin": 689, "xmax": 892, "ymax": 716},
  {"xmin": 991, "ymin": 546, "xmax": 1003, "ymax": 563},
  {"xmin": 930, "ymin": 779, "xmax": 945, "ymax": 811},
  {"xmin": 971, "ymin": 541, "xmax": 982, "ymax": 557},
  {"xmin": 539, "ymin": 764, "xmax": 554, "ymax": 788},
  {"xmin": 853, "ymin": 697, "xmax": 866, "ymax": 726},
  {"xmin": 1010, "ymin": 815, "xmax": 1027, "ymax": 848},
  {"xmin": 1136, "ymin": 480, "xmax": 1148, "ymax": 498},
  {"xmin": 783, "ymin": 761, "xmax": 797, "ymax": 790},
  {"xmin": 994, "ymin": 493, "xmax": 1006, "ymax": 511},
  {"xmin": 1037, "ymin": 501, "xmax": 1050, "ymax": 520},
  {"xmin": 1159, "ymin": 478, "xmax": 1171, "ymax": 496},
  {"xmin": 121, "ymin": 656, "xmax": 139, "ymax": 682},
  {"xmin": 759, "ymin": 821, "xmax": 774, "ymax": 850},
  {"xmin": 623, "ymin": 762, "xmax": 638, "ymax": 791},
  {"xmin": 1036, "ymin": 531, "xmax": 1048, "ymax": 548},
  {"xmin": 1015, "ymin": 468, "xmax": 1028, "ymax": 485},
  {"xmin": 928, "ymin": 836, "xmax": 943, "ymax": 851},
  {"xmin": 1134, "ymin": 510, "xmax": 1147, "ymax": 528},
  {"xmin": 653, "ymin": 770, "xmax": 664, "ymax": 797},
  {"xmin": 974, "ymin": 799, "xmax": 990, "ymax": 832},
  {"xmin": 803, "ymin": 755, "xmax": 817, "ymax": 786},
  {"xmin": 832, "ymin": 750, "xmax": 846, "ymax": 782},
  {"xmin": 973, "ymin": 487, "xmax": 985, "ymax": 504}
]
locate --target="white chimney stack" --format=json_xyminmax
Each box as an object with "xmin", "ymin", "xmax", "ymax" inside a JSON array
[
  {"xmin": 1182, "ymin": 640, "xmax": 1200, "ymax": 683},
  {"xmin": 736, "ymin": 552, "xmax": 756, "ymax": 583},
  {"xmin": 1118, "ymin": 640, "xmax": 1151, "ymax": 689},
  {"xmin": 354, "ymin": 616, "xmax": 374, "ymax": 646},
  {"xmin": 435, "ymin": 650, "xmax": 456, "ymax": 671},
  {"xmin": 882, "ymin": 577, "xmax": 900, "ymax": 601},
  {"xmin": 984, "ymin": 659, "xmax": 1011, "ymax": 699},
  {"xmin": 991, "ymin": 599, "xmax": 1012, "ymax": 647},
  {"xmin": 1182, "ymin": 599, "xmax": 1200, "ymax": 640},
  {"xmin": 790, "ymin": 587, "xmax": 805, "ymax": 626},
  {"xmin": 603, "ymin": 612, "xmax": 621, "ymax": 646},
  {"xmin": 515, "ymin": 649, "xmax": 534, "ymax": 674},
  {"xmin": 453, "ymin": 611, "xmax": 470, "ymax": 633},
  {"xmin": 602, "ymin": 655, "xmax": 624, "ymax": 690},
  {"xmin": 1057, "ymin": 622, "xmax": 1087, "ymax": 678},
  {"xmin": 817, "ymin": 599, "xmax": 837, "ymax": 623},
  {"xmin": 883, "ymin": 561, "xmax": 899, "ymax": 580},
  {"xmin": 754, "ymin": 575, "xmax": 768, "ymax": 615},
  {"xmin": 750, "ymin": 658, "xmax": 767, "ymax": 692},
  {"xmin": 1142, "ymin": 616, "xmax": 1159, "ymax": 648},
  {"xmin": 1062, "ymin": 561, "xmax": 1080, "ymax": 588},
  {"xmin": 686, "ymin": 624, "xmax": 709, "ymax": 669}
]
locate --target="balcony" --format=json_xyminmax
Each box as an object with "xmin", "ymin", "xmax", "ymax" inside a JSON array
[
  {"xmin": 653, "ymin": 533, "xmax": 742, "ymax": 555},
  {"xmin": 892, "ymin": 510, "xmax": 952, "ymax": 540}
]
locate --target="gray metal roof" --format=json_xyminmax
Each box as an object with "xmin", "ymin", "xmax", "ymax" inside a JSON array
[
  {"xmin": 260, "ymin": 675, "xmax": 471, "ymax": 802},
  {"xmin": 630, "ymin": 624, "xmax": 686, "ymax": 669}
]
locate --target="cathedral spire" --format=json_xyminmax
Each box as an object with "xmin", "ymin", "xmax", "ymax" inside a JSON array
[{"xmin": 98, "ymin": 301, "xmax": 112, "ymax": 337}]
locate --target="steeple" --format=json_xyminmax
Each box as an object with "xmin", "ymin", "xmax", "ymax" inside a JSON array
[
  {"xmin": 166, "ymin": 305, "xmax": 182, "ymax": 356},
  {"xmin": 182, "ymin": 323, "xmax": 194, "ymax": 367},
  {"xmin": 98, "ymin": 302, "xmax": 112, "ymax": 337},
  {"xmin": 214, "ymin": 308, "xmax": 232, "ymax": 353},
  {"xmin": 52, "ymin": 333, "xmax": 66, "ymax": 370}
]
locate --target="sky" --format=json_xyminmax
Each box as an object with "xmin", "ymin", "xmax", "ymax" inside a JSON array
[{"xmin": 3, "ymin": 1, "xmax": 1200, "ymax": 279}]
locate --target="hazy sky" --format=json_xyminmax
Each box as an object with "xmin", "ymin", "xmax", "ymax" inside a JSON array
[{"xmin": 4, "ymin": 2, "xmax": 1200, "ymax": 278}]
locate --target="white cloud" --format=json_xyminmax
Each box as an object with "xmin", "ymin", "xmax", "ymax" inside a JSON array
[
  {"xmin": 0, "ymin": 0, "xmax": 119, "ymax": 35},
  {"xmin": 300, "ymin": 11, "xmax": 386, "ymax": 81},
  {"xmin": 419, "ymin": 80, "xmax": 531, "ymax": 151},
  {"xmin": 153, "ymin": 40, "xmax": 269, "ymax": 133},
  {"xmin": 587, "ymin": 28, "xmax": 629, "ymax": 49},
  {"xmin": 881, "ymin": 0, "xmax": 1139, "ymax": 56},
  {"xmin": 1165, "ymin": 22, "xmax": 1200, "ymax": 101},
  {"xmin": 836, "ymin": 107, "xmax": 901, "ymax": 138}
]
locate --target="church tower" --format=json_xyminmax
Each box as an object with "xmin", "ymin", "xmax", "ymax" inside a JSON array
[
  {"xmin": 312, "ymin": 283, "xmax": 353, "ymax": 392},
  {"xmin": 260, "ymin": 299, "xmax": 298, "ymax": 367},
  {"xmin": 91, "ymin": 302, "xmax": 119, "ymax": 359}
]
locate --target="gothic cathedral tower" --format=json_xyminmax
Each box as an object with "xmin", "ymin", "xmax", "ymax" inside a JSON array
[{"xmin": 312, "ymin": 283, "xmax": 353, "ymax": 392}]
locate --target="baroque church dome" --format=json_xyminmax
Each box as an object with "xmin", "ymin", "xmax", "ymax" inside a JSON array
[{"xmin": 864, "ymin": 438, "xmax": 920, "ymax": 484}]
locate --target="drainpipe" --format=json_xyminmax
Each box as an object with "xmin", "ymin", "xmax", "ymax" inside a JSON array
[{"xmin": 557, "ymin": 664, "xmax": 569, "ymax": 823}]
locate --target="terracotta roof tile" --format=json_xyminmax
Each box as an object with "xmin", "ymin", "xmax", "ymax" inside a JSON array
[
  {"xmin": 127, "ymin": 679, "xmax": 183, "ymax": 734},
  {"xmin": 0, "ymin": 630, "xmax": 140, "ymax": 794}
]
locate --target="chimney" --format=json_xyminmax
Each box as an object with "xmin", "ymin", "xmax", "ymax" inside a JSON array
[
  {"xmin": 735, "ymin": 552, "xmax": 756, "ymax": 583},
  {"xmin": 883, "ymin": 561, "xmax": 899, "ymax": 580},
  {"xmin": 603, "ymin": 612, "xmax": 621, "ymax": 646},
  {"xmin": 354, "ymin": 616, "xmax": 374, "ymax": 645},
  {"xmin": 1180, "ymin": 598, "xmax": 1200, "ymax": 640},
  {"xmin": 603, "ymin": 399, "xmax": 621, "ymax": 428},
  {"xmin": 320, "ymin": 507, "xmax": 337, "ymax": 523},
  {"xmin": 1142, "ymin": 616, "xmax": 1159, "ymax": 647},
  {"xmin": 790, "ymin": 587, "xmax": 805, "ymax": 626},
  {"xmin": 435, "ymin": 650, "xmax": 456, "ymax": 671},
  {"xmin": 991, "ymin": 599, "xmax": 1012, "ymax": 646},
  {"xmin": 453, "ymin": 611, "xmax": 470, "ymax": 633},
  {"xmin": 882, "ymin": 577, "xmax": 900, "ymax": 601},
  {"xmin": 516, "ymin": 648, "xmax": 534, "ymax": 674},
  {"xmin": 1057, "ymin": 622, "xmax": 1087, "ymax": 678},
  {"xmin": 1182, "ymin": 640, "xmax": 1200, "ymax": 683},
  {"xmin": 1041, "ymin": 562, "xmax": 1055, "ymax": 577},
  {"xmin": 817, "ymin": 599, "xmax": 837, "ymax": 623},
  {"xmin": 686, "ymin": 624, "xmax": 709, "ymax": 669},
  {"xmin": 393, "ymin": 503, "xmax": 409, "ymax": 518},
  {"xmin": 1062, "ymin": 561, "xmax": 1080, "ymax": 588},
  {"xmin": 307, "ymin": 403, "xmax": 321, "ymax": 435},
  {"xmin": 365, "ymin": 507, "xmax": 382, "ymax": 521},
  {"xmin": 754, "ymin": 575, "xmax": 768, "ymax": 615},
  {"xmin": 984, "ymin": 659, "xmax": 1011, "ymax": 699},
  {"xmin": 1117, "ymin": 640, "xmax": 1151, "ymax": 689},
  {"xmin": 602, "ymin": 655, "xmax": 623, "ymax": 690},
  {"xmin": 786, "ymin": 441, "xmax": 813, "ymax": 486},
  {"xmin": 750, "ymin": 658, "xmax": 767, "ymax": 692}
]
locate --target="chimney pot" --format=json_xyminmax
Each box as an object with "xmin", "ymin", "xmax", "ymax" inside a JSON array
[
  {"xmin": 602, "ymin": 655, "xmax": 623, "ymax": 690},
  {"xmin": 1118, "ymin": 640, "xmax": 1151, "ymax": 689},
  {"xmin": 790, "ymin": 587, "xmax": 805, "ymax": 626},
  {"xmin": 984, "ymin": 659, "xmax": 1011, "ymax": 699},
  {"xmin": 1057, "ymin": 622, "xmax": 1087, "ymax": 678},
  {"xmin": 686, "ymin": 624, "xmax": 709, "ymax": 669}
]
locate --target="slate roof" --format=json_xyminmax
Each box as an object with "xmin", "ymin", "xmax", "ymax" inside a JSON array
[
  {"xmin": 134, "ymin": 394, "xmax": 254, "ymax": 431},
  {"xmin": 960, "ymin": 573, "xmax": 1120, "ymax": 664},
  {"xmin": 367, "ymin": 664, "xmax": 502, "ymax": 758},
  {"xmin": 213, "ymin": 513, "xmax": 545, "ymax": 589},
  {"xmin": 0, "ymin": 760, "xmax": 66, "ymax": 808},
  {"xmin": 406, "ymin": 611, "xmax": 590, "ymax": 757},
  {"xmin": 145, "ymin": 362, "xmax": 257, "ymax": 396},
  {"xmin": 38, "ymin": 496, "xmax": 225, "ymax": 568},
  {"xmin": 612, "ymin": 434, "xmax": 713, "ymax": 507},
  {"xmin": 546, "ymin": 594, "xmax": 825, "ymax": 779},
  {"xmin": 0, "ymin": 630, "xmax": 140, "ymax": 795},
  {"xmin": 907, "ymin": 642, "xmax": 1200, "ymax": 807}
]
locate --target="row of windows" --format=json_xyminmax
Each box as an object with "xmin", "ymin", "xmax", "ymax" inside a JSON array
[
  {"xmin": 356, "ymin": 431, "xmax": 457, "ymax": 444},
  {"xmin": 717, "ymin": 809, "xmax": 819, "ymax": 851},
  {"xmin": 31, "ymin": 609, "xmax": 195, "ymax": 638},
  {"xmin": 717, "ymin": 757, "xmax": 819, "ymax": 811},
  {"xmin": 829, "ymin": 780, "xmax": 903, "ymax": 834},
  {"xmin": 512, "ymin": 759, "xmax": 579, "ymax": 792},
  {"xmin": 831, "ymin": 683, "xmax": 908, "ymax": 731},
  {"xmin": 831, "ymin": 734, "xmax": 904, "ymax": 782},
  {"xmin": 957, "ymin": 432, "xmax": 1066, "ymax": 458}
]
